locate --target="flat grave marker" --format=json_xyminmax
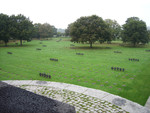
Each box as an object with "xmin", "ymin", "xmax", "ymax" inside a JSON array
[
  {"xmin": 114, "ymin": 51, "xmax": 122, "ymax": 53},
  {"xmin": 36, "ymin": 48, "xmax": 41, "ymax": 50},
  {"xmin": 50, "ymin": 58, "xmax": 58, "ymax": 61},
  {"xmin": 76, "ymin": 53, "xmax": 84, "ymax": 55},
  {"xmin": 7, "ymin": 52, "xmax": 12, "ymax": 54}
]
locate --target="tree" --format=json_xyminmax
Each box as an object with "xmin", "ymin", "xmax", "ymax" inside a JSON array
[
  {"xmin": 0, "ymin": 13, "xmax": 10, "ymax": 46},
  {"xmin": 65, "ymin": 23, "xmax": 73, "ymax": 36},
  {"xmin": 148, "ymin": 30, "xmax": 150, "ymax": 41},
  {"xmin": 33, "ymin": 23, "xmax": 41, "ymax": 39},
  {"xmin": 39, "ymin": 23, "xmax": 53, "ymax": 38},
  {"xmin": 70, "ymin": 15, "xmax": 111, "ymax": 48},
  {"xmin": 105, "ymin": 19, "xmax": 121, "ymax": 40},
  {"xmin": 122, "ymin": 17, "xmax": 149, "ymax": 46},
  {"xmin": 10, "ymin": 14, "xmax": 34, "ymax": 46}
]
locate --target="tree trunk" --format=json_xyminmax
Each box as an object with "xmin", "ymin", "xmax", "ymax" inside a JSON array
[
  {"xmin": 90, "ymin": 41, "xmax": 92, "ymax": 48},
  {"xmin": 4, "ymin": 42, "xmax": 7, "ymax": 47},
  {"xmin": 20, "ymin": 39, "xmax": 22, "ymax": 46}
]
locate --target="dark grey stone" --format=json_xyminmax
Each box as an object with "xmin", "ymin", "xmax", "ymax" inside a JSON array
[
  {"xmin": 76, "ymin": 53, "xmax": 84, "ymax": 55},
  {"xmin": 7, "ymin": 52, "xmax": 12, "ymax": 54},
  {"xmin": 112, "ymin": 98, "xmax": 126, "ymax": 106},
  {"xmin": 36, "ymin": 81, "xmax": 47, "ymax": 84},
  {"xmin": 0, "ymin": 81, "xmax": 76, "ymax": 113},
  {"xmin": 36, "ymin": 48, "xmax": 41, "ymax": 50},
  {"xmin": 50, "ymin": 58, "xmax": 58, "ymax": 61},
  {"xmin": 42, "ymin": 45, "xmax": 47, "ymax": 47}
]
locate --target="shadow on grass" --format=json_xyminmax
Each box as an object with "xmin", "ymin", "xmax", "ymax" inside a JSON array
[
  {"xmin": 119, "ymin": 43, "xmax": 149, "ymax": 48},
  {"xmin": 0, "ymin": 44, "xmax": 36, "ymax": 48},
  {"xmin": 70, "ymin": 46, "xmax": 112, "ymax": 50}
]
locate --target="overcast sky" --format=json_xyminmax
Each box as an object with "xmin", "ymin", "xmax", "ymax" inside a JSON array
[{"xmin": 0, "ymin": 0, "xmax": 150, "ymax": 29}]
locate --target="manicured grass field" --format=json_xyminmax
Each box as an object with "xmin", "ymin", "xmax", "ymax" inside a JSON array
[{"xmin": 0, "ymin": 38, "xmax": 150, "ymax": 106}]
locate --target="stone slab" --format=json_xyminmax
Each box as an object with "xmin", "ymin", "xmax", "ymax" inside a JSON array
[
  {"xmin": 64, "ymin": 84, "xmax": 88, "ymax": 93},
  {"xmin": 83, "ymin": 88, "xmax": 110, "ymax": 98},
  {"xmin": 46, "ymin": 82, "xmax": 70, "ymax": 89},
  {"xmin": 103, "ymin": 93, "xmax": 150, "ymax": 113}
]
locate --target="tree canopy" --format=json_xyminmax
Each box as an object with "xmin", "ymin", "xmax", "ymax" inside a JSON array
[
  {"xmin": 0, "ymin": 13, "xmax": 10, "ymax": 46},
  {"xmin": 105, "ymin": 19, "xmax": 121, "ymax": 40},
  {"xmin": 122, "ymin": 17, "xmax": 149, "ymax": 46},
  {"xmin": 10, "ymin": 14, "xmax": 34, "ymax": 46},
  {"xmin": 70, "ymin": 15, "xmax": 111, "ymax": 48},
  {"xmin": 33, "ymin": 23, "xmax": 57, "ymax": 39},
  {"xmin": 0, "ymin": 13, "xmax": 57, "ymax": 46}
]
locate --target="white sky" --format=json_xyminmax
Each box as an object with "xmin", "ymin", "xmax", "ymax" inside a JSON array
[{"xmin": 0, "ymin": 0, "xmax": 150, "ymax": 29}]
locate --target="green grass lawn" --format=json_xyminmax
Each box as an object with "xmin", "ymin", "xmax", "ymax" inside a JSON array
[{"xmin": 0, "ymin": 38, "xmax": 150, "ymax": 106}]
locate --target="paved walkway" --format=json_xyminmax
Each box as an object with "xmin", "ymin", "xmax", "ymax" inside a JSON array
[{"xmin": 2, "ymin": 80, "xmax": 150, "ymax": 113}]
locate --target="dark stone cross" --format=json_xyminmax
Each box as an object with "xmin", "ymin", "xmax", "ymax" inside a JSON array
[{"xmin": 50, "ymin": 58, "xmax": 58, "ymax": 61}]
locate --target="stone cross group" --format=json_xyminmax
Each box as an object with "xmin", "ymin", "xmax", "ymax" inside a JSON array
[
  {"xmin": 50, "ymin": 58, "xmax": 58, "ymax": 61},
  {"xmin": 76, "ymin": 53, "xmax": 84, "ymax": 55},
  {"xmin": 111, "ymin": 67, "xmax": 125, "ymax": 72},
  {"xmin": 114, "ymin": 51, "xmax": 122, "ymax": 53},
  {"xmin": 129, "ymin": 58, "xmax": 139, "ymax": 62},
  {"xmin": 39, "ymin": 73, "xmax": 51, "ymax": 79}
]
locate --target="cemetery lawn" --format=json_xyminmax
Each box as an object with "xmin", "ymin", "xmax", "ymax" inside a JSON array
[{"xmin": 0, "ymin": 38, "xmax": 150, "ymax": 106}]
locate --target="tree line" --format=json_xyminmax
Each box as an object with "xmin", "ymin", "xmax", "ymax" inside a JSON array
[
  {"xmin": 0, "ymin": 13, "xmax": 57, "ymax": 46},
  {"xmin": 65, "ymin": 15, "xmax": 149, "ymax": 47}
]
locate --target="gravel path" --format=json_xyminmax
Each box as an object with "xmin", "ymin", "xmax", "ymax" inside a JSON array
[{"xmin": 19, "ymin": 85, "xmax": 127, "ymax": 113}]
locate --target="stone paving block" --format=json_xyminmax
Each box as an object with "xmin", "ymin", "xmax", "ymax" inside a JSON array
[
  {"xmin": 46, "ymin": 82, "xmax": 70, "ymax": 89},
  {"xmin": 83, "ymin": 88, "xmax": 110, "ymax": 98},
  {"xmin": 64, "ymin": 84, "xmax": 88, "ymax": 93}
]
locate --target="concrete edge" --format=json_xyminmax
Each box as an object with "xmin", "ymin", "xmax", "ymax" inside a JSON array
[
  {"xmin": 2, "ymin": 80, "xmax": 150, "ymax": 113},
  {"xmin": 145, "ymin": 96, "xmax": 150, "ymax": 109}
]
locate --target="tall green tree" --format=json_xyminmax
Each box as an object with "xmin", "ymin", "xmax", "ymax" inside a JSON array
[
  {"xmin": 148, "ymin": 30, "xmax": 150, "ymax": 41},
  {"xmin": 10, "ymin": 14, "xmax": 34, "ymax": 46},
  {"xmin": 33, "ymin": 23, "xmax": 41, "ymax": 39},
  {"xmin": 65, "ymin": 23, "xmax": 73, "ymax": 36},
  {"xmin": 33, "ymin": 23, "xmax": 57, "ymax": 39},
  {"xmin": 38, "ymin": 23, "xmax": 53, "ymax": 38},
  {"xmin": 105, "ymin": 19, "xmax": 121, "ymax": 40},
  {"xmin": 0, "ymin": 13, "xmax": 10, "ymax": 46},
  {"xmin": 122, "ymin": 17, "xmax": 149, "ymax": 46},
  {"xmin": 70, "ymin": 15, "xmax": 111, "ymax": 48}
]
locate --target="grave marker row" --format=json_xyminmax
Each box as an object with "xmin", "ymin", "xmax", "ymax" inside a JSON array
[
  {"xmin": 70, "ymin": 44, "xmax": 75, "ymax": 46},
  {"xmin": 42, "ymin": 45, "xmax": 47, "ymax": 47},
  {"xmin": 76, "ymin": 53, "xmax": 84, "ymax": 55},
  {"xmin": 111, "ymin": 67, "xmax": 125, "ymax": 72},
  {"xmin": 50, "ymin": 58, "xmax": 58, "ymax": 61},
  {"xmin": 39, "ymin": 73, "xmax": 51, "ymax": 79},
  {"xmin": 36, "ymin": 48, "xmax": 41, "ymax": 50},
  {"xmin": 129, "ymin": 58, "xmax": 139, "ymax": 61},
  {"xmin": 114, "ymin": 51, "xmax": 122, "ymax": 53}
]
